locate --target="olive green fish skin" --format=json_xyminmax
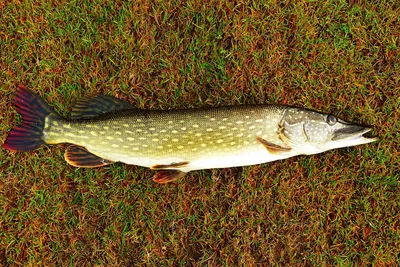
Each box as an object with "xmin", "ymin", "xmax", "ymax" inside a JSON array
[
  {"xmin": 44, "ymin": 105, "xmax": 288, "ymax": 171},
  {"xmin": 4, "ymin": 87, "xmax": 376, "ymax": 182},
  {"xmin": 42, "ymin": 103, "xmax": 376, "ymax": 173}
]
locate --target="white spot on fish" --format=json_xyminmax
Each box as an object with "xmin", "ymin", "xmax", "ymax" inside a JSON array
[
  {"xmin": 162, "ymin": 138, "xmax": 168, "ymax": 141},
  {"xmin": 115, "ymin": 131, "xmax": 122, "ymax": 135},
  {"xmin": 195, "ymin": 133, "xmax": 202, "ymax": 137},
  {"xmin": 192, "ymin": 148, "xmax": 198, "ymax": 151},
  {"xmin": 219, "ymin": 126, "xmax": 226, "ymax": 129},
  {"xmin": 237, "ymin": 133, "xmax": 244, "ymax": 137},
  {"xmin": 230, "ymin": 141, "xmax": 236, "ymax": 145},
  {"xmin": 256, "ymin": 131, "xmax": 262, "ymax": 135},
  {"xmin": 172, "ymin": 138, "xmax": 179, "ymax": 142},
  {"xmin": 143, "ymin": 144, "xmax": 148, "ymax": 148},
  {"xmin": 123, "ymin": 124, "xmax": 129, "ymax": 128},
  {"xmin": 249, "ymin": 125, "xmax": 256, "ymax": 129},
  {"xmin": 149, "ymin": 128, "xmax": 155, "ymax": 131},
  {"xmin": 210, "ymin": 118, "xmax": 216, "ymax": 121},
  {"xmin": 193, "ymin": 124, "xmax": 199, "ymax": 128},
  {"xmin": 187, "ymin": 141, "xmax": 194, "ymax": 145},
  {"xmin": 123, "ymin": 145, "xmax": 129, "ymax": 148},
  {"xmin": 245, "ymin": 116, "xmax": 250, "ymax": 119},
  {"xmin": 255, "ymin": 119, "xmax": 263, "ymax": 123},
  {"xmin": 137, "ymin": 119, "xmax": 142, "ymax": 122},
  {"xmin": 206, "ymin": 128, "xmax": 213, "ymax": 132},
  {"xmin": 152, "ymin": 138, "xmax": 159, "ymax": 142},
  {"xmin": 112, "ymin": 144, "xmax": 119, "ymax": 148},
  {"xmin": 177, "ymin": 146, "xmax": 184, "ymax": 149},
  {"xmin": 127, "ymin": 137, "xmax": 134, "ymax": 141},
  {"xmin": 106, "ymin": 136, "xmax": 114, "ymax": 140},
  {"xmin": 132, "ymin": 147, "xmax": 139, "ymax": 151},
  {"xmin": 63, "ymin": 124, "xmax": 71, "ymax": 129},
  {"xmin": 216, "ymin": 139, "xmax": 224, "ymax": 143},
  {"xmin": 160, "ymin": 129, "xmax": 167, "ymax": 133},
  {"xmin": 181, "ymin": 127, "xmax": 187, "ymax": 130},
  {"xmin": 78, "ymin": 130, "xmax": 86, "ymax": 134},
  {"xmin": 136, "ymin": 129, "xmax": 143, "ymax": 132},
  {"xmin": 168, "ymin": 121, "xmax": 173, "ymax": 124},
  {"xmin": 167, "ymin": 144, "xmax": 173, "ymax": 148},
  {"xmin": 101, "ymin": 141, "xmax": 108, "ymax": 145},
  {"xmin": 100, "ymin": 131, "xmax": 106, "ymax": 135},
  {"xmin": 85, "ymin": 125, "xmax": 99, "ymax": 128},
  {"xmin": 90, "ymin": 131, "xmax": 98, "ymax": 136},
  {"xmin": 172, "ymin": 130, "xmax": 178, "ymax": 134},
  {"xmin": 201, "ymin": 143, "xmax": 206, "ymax": 147},
  {"xmin": 103, "ymin": 126, "xmax": 109, "ymax": 130},
  {"xmin": 236, "ymin": 121, "xmax": 244, "ymax": 124},
  {"xmin": 244, "ymin": 141, "xmax": 250, "ymax": 145},
  {"xmin": 179, "ymin": 120, "xmax": 185, "ymax": 123},
  {"xmin": 222, "ymin": 118, "xmax": 228, "ymax": 121},
  {"xmin": 157, "ymin": 146, "xmax": 163, "ymax": 149},
  {"xmin": 53, "ymin": 121, "xmax": 59, "ymax": 126},
  {"xmin": 139, "ymin": 137, "xmax": 146, "ymax": 140},
  {"xmin": 118, "ymin": 138, "xmax": 124, "ymax": 142},
  {"xmin": 125, "ymin": 130, "xmax": 134, "ymax": 134}
]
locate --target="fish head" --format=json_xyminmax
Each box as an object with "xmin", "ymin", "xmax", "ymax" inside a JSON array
[{"xmin": 281, "ymin": 108, "xmax": 377, "ymax": 155}]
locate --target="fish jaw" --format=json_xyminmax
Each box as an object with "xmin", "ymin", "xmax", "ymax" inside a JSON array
[{"xmin": 326, "ymin": 127, "xmax": 377, "ymax": 150}]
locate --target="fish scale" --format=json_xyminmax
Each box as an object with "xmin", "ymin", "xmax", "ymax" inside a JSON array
[
  {"xmin": 44, "ymin": 106, "xmax": 286, "ymax": 163},
  {"xmin": 3, "ymin": 86, "xmax": 377, "ymax": 183}
]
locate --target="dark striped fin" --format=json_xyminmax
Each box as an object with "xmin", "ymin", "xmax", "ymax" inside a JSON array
[
  {"xmin": 3, "ymin": 85, "xmax": 57, "ymax": 151},
  {"xmin": 64, "ymin": 145, "xmax": 114, "ymax": 167},
  {"xmin": 70, "ymin": 94, "xmax": 134, "ymax": 119},
  {"xmin": 153, "ymin": 170, "xmax": 186, "ymax": 184}
]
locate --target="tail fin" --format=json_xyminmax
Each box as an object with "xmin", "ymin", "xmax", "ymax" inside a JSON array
[{"xmin": 3, "ymin": 85, "xmax": 57, "ymax": 152}]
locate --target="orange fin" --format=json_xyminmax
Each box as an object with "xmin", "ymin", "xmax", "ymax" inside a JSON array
[
  {"xmin": 256, "ymin": 136, "xmax": 291, "ymax": 154},
  {"xmin": 65, "ymin": 145, "xmax": 114, "ymax": 167},
  {"xmin": 153, "ymin": 170, "xmax": 186, "ymax": 184},
  {"xmin": 151, "ymin": 161, "xmax": 189, "ymax": 170}
]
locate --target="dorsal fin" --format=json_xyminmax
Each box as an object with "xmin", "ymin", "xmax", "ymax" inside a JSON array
[{"xmin": 70, "ymin": 94, "xmax": 135, "ymax": 119}]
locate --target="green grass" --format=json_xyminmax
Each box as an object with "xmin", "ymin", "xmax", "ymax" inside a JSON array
[{"xmin": 1, "ymin": 0, "xmax": 399, "ymax": 265}]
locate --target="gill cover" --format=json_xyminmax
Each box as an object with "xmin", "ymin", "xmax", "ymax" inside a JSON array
[{"xmin": 279, "ymin": 108, "xmax": 376, "ymax": 155}]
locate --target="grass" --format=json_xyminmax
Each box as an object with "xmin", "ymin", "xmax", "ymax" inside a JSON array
[{"xmin": 0, "ymin": 0, "xmax": 399, "ymax": 265}]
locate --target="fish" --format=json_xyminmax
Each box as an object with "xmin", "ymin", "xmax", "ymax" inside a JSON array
[{"xmin": 3, "ymin": 86, "xmax": 377, "ymax": 183}]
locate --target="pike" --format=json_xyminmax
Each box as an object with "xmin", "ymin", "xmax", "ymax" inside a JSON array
[{"xmin": 3, "ymin": 86, "xmax": 377, "ymax": 183}]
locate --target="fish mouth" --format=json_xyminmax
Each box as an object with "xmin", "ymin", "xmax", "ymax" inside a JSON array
[{"xmin": 332, "ymin": 123, "xmax": 377, "ymax": 144}]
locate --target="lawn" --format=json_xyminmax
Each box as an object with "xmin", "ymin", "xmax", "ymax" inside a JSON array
[{"xmin": 1, "ymin": 0, "xmax": 399, "ymax": 266}]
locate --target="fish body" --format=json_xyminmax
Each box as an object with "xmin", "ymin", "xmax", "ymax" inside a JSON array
[{"xmin": 3, "ymin": 86, "xmax": 377, "ymax": 183}]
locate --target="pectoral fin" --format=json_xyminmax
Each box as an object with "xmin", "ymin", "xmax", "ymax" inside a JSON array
[
  {"xmin": 153, "ymin": 170, "xmax": 186, "ymax": 184},
  {"xmin": 256, "ymin": 136, "xmax": 291, "ymax": 154},
  {"xmin": 65, "ymin": 145, "xmax": 114, "ymax": 167}
]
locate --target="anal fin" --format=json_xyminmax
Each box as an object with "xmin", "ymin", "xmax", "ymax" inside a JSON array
[
  {"xmin": 153, "ymin": 170, "xmax": 186, "ymax": 184},
  {"xmin": 65, "ymin": 145, "xmax": 114, "ymax": 167},
  {"xmin": 256, "ymin": 136, "xmax": 291, "ymax": 154}
]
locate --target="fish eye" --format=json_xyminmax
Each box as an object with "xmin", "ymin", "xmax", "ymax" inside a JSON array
[{"xmin": 326, "ymin": 115, "xmax": 337, "ymax": 125}]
